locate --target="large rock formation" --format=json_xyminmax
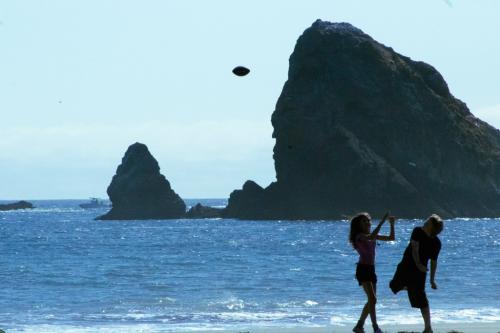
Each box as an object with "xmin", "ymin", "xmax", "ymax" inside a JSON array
[
  {"xmin": 185, "ymin": 203, "xmax": 223, "ymax": 218},
  {"xmin": 224, "ymin": 20, "xmax": 500, "ymax": 219},
  {"xmin": 98, "ymin": 142, "xmax": 186, "ymax": 220},
  {"xmin": 0, "ymin": 201, "xmax": 34, "ymax": 211}
]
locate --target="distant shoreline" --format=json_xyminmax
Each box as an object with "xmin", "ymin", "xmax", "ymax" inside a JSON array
[
  {"xmin": 4, "ymin": 199, "xmax": 500, "ymax": 221},
  {"xmin": 0, "ymin": 198, "xmax": 228, "ymax": 201}
]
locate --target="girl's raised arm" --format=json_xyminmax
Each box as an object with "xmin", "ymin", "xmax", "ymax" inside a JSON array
[
  {"xmin": 367, "ymin": 212, "xmax": 389, "ymax": 240},
  {"xmin": 376, "ymin": 216, "xmax": 396, "ymax": 241}
]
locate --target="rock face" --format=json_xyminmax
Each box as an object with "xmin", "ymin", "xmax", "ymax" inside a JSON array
[
  {"xmin": 224, "ymin": 20, "xmax": 500, "ymax": 219},
  {"xmin": 98, "ymin": 142, "xmax": 186, "ymax": 220},
  {"xmin": 185, "ymin": 203, "xmax": 223, "ymax": 218},
  {"xmin": 0, "ymin": 201, "xmax": 34, "ymax": 211}
]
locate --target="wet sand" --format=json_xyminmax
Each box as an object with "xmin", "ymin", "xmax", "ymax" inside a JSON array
[{"xmin": 193, "ymin": 322, "xmax": 499, "ymax": 333}]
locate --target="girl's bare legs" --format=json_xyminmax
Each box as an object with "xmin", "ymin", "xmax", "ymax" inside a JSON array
[
  {"xmin": 356, "ymin": 282, "xmax": 378, "ymax": 330},
  {"xmin": 357, "ymin": 302, "xmax": 370, "ymax": 327}
]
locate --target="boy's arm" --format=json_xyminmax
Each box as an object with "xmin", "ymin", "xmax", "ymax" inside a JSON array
[
  {"xmin": 411, "ymin": 239, "xmax": 428, "ymax": 273},
  {"xmin": 376, "ymin": 216, "xmax": 396, "ymax": 241},
  {"xmin": 430, "ymin": 259, "xmax": 438, "ymax": 289}
]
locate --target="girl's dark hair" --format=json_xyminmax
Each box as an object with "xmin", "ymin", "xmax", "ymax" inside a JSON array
[{"xmin": 349, "ymin": 212, "xmax": 370, "ymax": 249}]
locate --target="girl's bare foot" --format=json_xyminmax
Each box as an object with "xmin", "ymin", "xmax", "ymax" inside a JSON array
[{"xmin": 352, "ymin": 324, "xmax": 365, "ymax": 333}]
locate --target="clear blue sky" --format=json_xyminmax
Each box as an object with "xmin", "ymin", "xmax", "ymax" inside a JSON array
[{"xmin": 1, "ymin": 0, "xmax": 499, "ymax": 199}]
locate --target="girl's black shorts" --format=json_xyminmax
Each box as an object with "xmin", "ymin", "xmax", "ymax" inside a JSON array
[{"xmin": 356, "ymin": 263, "xmax": 377, "ymax": 286}]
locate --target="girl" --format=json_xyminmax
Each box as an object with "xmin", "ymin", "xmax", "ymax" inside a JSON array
[{"xmin": 349, "ymin": 212, "xmax": 395, "ymax": 333}]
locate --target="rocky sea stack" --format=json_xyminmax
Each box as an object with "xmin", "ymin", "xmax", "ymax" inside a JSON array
[
  {"xmin": 185, "ymin": 203, "xmax": 222, "ymax": 218},
  {"xmin": 98, "ymin": 143, "xmax": 186, "ymax": 220},
  {"xmin": 0, "ymin": 200, "xmax": 34, "ymax": 211},
  {"xmin": 224, "ymin": 20, "xmax": 500, "ymax": 219}
]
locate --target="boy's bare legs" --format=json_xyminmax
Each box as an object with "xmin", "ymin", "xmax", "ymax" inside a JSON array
[{"xmin": 420, "ymin": 306, "xmax": 432, "ymax": 332}]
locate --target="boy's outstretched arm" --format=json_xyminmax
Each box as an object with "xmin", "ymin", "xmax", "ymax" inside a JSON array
[
  {"xmin": 376, "ymin": 216, "xmax": 396, "ymax": 241},
  {"xmin": 430, "ymin": 259, "xmax": 438, "ymax": 289}
]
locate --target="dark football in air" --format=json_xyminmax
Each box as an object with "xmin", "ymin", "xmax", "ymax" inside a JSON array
[{"xmin": 232, "ymin": 66, "xmax": 250, "ymax": 76}]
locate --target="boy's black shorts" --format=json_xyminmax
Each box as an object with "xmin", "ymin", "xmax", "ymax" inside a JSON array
[
  {"xmin": 407, "ymin": 286, "xmax": 429, "ymax": 308},
  {"xmin": 355, "ymin": 264, "xmax": 377, "ymax": 286}
]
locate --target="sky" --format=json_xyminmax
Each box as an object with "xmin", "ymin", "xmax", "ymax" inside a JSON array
[{"xmin": 1, "ymin": 0, "xmax": 500, "ymax": 199}]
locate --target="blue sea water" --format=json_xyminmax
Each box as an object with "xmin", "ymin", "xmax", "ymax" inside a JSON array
[{"xmin": 0, "ymin": 200, "xmax": 499, "ymax": 332}]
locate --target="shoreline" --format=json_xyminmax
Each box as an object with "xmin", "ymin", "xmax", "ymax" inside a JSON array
[
  {"xmin": 192, "ymin": 322, "xmax": 499, "ymax": 333},
  {"xmin": 6, "ymin": 322, "xmax": 500, "ymax": 333}
]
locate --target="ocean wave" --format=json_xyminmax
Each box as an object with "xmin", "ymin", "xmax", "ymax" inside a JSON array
[
  {"xmin": 6, "ymin": 323, "xmax": 224, "ymax": 333},
  {"xmin": 207, "ymin": 296, "xmax": 253, "ymax": 311},
  {"xmin": 3, "ymin": 307, "xmax": 499, "ymax": 332},
  {"xmin": 22, "ymin": 310, "xmax": 322, "ymax": 325},
  {"xmin": 335, "ymin": 307, "xmax": 500, "ymax": 326}
]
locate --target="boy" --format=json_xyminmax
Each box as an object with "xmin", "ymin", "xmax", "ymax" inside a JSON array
[{"xmin": 390, "ymin": 214, "xmax": 444, "ymax": 333}]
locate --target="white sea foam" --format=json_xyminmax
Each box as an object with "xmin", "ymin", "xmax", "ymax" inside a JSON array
[
  {"xmin": 330, "ymin": 314, "xmax": 356, "ymax": 325},
  {"xmin": 208, "ymin": 296, "xmax": 248, "ymax": 311},
  {"xmin": 303, "ymin": 300, "xmax": 318, "ymax": 307},
  {"xmin": 8, "ymin": 324, "xmax": 225, "ymax": 333},
  {"xmin": 6, "ymin": 308, "xmax": 500, "ymax": 333},
  {"xmin": 342, "ymin": 307, "xmax": 500, "ymax": 326}
]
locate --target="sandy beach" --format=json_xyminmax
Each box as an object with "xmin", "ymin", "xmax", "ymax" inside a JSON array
[{"xmin": 192, "ymin": 322, "xmax": 500, "ymax": 333}]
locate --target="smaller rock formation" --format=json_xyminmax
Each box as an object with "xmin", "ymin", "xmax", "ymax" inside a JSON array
[
  {"xmin": 0, "ymin": 200, "xmax": 34, "ymax": 211},
  {"xmin": 185, "ymin": 203, "xmax": 223, "ymax": 218},
  {"xmin": 222, "ymin": 180, "xmax": 271, "ymax": 219},
  {"xmin": 97, "ymin": 142, "xmax": 186, "ymax": 220}
]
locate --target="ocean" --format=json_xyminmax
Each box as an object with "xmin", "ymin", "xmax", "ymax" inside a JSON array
[{"xmin": 0, "ymin": 200, "xmax": 499, "ymax": 332}]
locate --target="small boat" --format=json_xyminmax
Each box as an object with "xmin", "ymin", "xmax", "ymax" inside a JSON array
[{"xmin": 79, "ymin": 198, "xmax": 108, "ymax": 209}]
